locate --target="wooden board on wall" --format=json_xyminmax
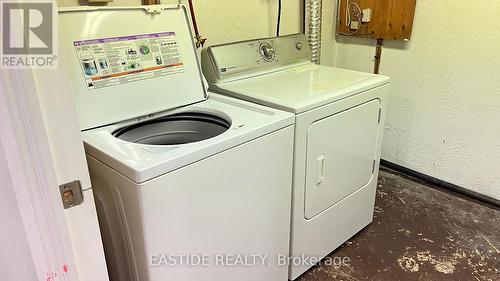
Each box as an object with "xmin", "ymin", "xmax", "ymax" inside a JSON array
[
  {"xmin": 337, "ymin": 0, "xmax": 416, "ymax": 40},
  {"xmin": 142, "ymin": 0, "xmax": 160, "ymax": 5}
]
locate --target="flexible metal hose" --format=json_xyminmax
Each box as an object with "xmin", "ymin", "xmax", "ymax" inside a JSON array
[{"xmin": 307, "ymin": 0, "xmax": 322, "ymax": 64}]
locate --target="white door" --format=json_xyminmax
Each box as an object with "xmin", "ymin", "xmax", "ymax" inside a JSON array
[
  {"xmin": 304, "ymin": 99, "xmax": 381, "ymax": 219},
  {"xmin": 0, "ymin": 66, "xmax": 109, "ymax": 280}
]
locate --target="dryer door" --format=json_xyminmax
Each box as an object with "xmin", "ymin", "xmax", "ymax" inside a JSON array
[{"xmin": 304, "ymin": 99, "xmax": 381, "ymax": 219}]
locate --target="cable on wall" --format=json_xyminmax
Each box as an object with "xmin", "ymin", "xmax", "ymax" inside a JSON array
[
  {"xmin": 338, "ymin": 0, "xmax": 362, "ymax": 36},
  {"xmin": 277, "ymin": 0, "xmax": 282, "ymax": 37},
  {"xmin": 302, "ymin": 0, "xmax": 306, "ymax": 33}
]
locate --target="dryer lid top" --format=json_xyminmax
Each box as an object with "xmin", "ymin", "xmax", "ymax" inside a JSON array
[
  {"xmin": 59, "ymin": 5, "xmax": 207, "ymax": 130},
  {"xmin": 214, "ymin": 64, "xmax": 390, "ymax": 113}
]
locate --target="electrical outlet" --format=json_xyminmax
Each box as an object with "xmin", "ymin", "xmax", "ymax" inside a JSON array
[
  {"xmin": 350, "ymin": 21, "xmax": 360, "ymax": 30},
  {"xmin": 362, "ymin": 8, "xmax": 372, "ymax": 22}
]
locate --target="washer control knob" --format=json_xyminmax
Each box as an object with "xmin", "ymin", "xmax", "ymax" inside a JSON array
[
  {"xmin": 260, "ymin": 43, "xmax": 275, "ymax": 60},
  {"xmin": 295, "ymin": 42, "xmax": 303, "ymax": 50}
]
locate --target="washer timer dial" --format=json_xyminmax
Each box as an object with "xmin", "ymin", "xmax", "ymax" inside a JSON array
[{"xmin": 259, "ymin": 43, "xmax": 275, "ymax": 61}]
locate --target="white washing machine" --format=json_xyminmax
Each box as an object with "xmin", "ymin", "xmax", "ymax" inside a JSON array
[
  {"xmin": 201, "ymin": 34, "xmax": 390, "ymax": 279},
  {"xmin": 59, "ymin": 5, "xmax": 295, "ymax": 281}
]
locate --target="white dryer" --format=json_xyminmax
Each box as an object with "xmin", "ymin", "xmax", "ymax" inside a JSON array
[
  {"xmin": 201, "ymin": 34, "xmax": 390, "ymax": 279},
  {"xmin": 59, "ymin": 5, "xmax": 294, "ymax": 281}
]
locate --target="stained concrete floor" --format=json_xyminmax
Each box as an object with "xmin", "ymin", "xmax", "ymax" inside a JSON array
[{"xmin": 297, "ymin": 168, "xmax": 500, "ymax": 281}]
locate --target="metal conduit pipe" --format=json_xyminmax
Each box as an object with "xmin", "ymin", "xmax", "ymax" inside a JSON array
[{"xmin": 307, "ymin": 0, "xmax": 322, "ymax": 64}]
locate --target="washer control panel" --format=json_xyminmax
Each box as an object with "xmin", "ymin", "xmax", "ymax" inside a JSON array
[{"xmin": 201, "ymin": 34, "xmax": 311, "ymax": 82}]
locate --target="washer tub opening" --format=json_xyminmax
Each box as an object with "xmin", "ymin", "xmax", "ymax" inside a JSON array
[{"xmin": 113, "ymin": 112, "xmax": 231, "ymax": 145}]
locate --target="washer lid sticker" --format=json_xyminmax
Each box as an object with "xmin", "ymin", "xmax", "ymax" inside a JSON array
[{"xmin": 73, "ymin": 32, "xmax": 185, "ymax": 90}]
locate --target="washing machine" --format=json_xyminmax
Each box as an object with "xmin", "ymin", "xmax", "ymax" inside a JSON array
[
  {"xmin": 201, "ymin": 34, "xmax": 390, "ymax": 279},
  {"xmin": 59, "ymin": 5, "xmax": 295, "ymax": 281}
]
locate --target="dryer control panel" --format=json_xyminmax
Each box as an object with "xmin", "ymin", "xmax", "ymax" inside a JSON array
[{"xmin": 201, "ymin": 34, "xmax": 311, "ymax": 83}]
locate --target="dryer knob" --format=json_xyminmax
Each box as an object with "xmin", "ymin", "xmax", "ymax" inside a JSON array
[{"xmin": 260, "ymin": 43, "xmax": 275, "ymax": 61}]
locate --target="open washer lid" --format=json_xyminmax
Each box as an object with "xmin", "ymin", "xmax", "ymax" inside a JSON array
[{"xmin": 59, "ymin": 5, "xmax": 207, "ymax": 130}]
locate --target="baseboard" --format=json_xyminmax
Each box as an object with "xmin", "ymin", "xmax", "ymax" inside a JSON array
[{"xmin": 380, "ymin": 160, "xmax": 500, "ymax": 209}]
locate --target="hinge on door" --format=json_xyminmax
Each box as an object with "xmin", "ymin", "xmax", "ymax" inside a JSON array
[
  {"xmin": 59, "ymin": 180, "xmax": 84, "ymax": 209},
  {"xmin": 378, "ymin": 108, "xmax": 382, "ymax": 124}
]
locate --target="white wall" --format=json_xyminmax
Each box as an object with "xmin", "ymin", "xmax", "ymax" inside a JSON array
[
  {"xmin": 319, "ymin": 0, "xmax": 336, "ymax": 66},
  {"xmin": 327, "ymin": 1, "xmax": 500, "ymax": 199},
  {"xmin": 55, "ymin": 0, "xmax": 499, "ymax": 200},
  {"xmin": 57, "ymin": 0, "xmax": 302, "ymax": 46}
]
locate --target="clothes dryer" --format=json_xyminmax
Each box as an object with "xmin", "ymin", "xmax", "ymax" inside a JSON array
[{"xmin": 202, "ymin": 34, "xmax": 390, "ymax": 279}]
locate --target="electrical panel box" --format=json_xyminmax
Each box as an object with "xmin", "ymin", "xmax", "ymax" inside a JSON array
[{"xmin": 337, "ymin": 0, "xmax": 417, "ymax": 40}]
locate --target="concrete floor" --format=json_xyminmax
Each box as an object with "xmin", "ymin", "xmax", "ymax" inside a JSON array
[{"xmin": 297, "ymin": 168, "xmax": 500, "ymax": 281}]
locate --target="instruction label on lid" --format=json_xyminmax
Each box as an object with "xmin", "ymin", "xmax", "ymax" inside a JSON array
[{"xmin": 73, "ymin": 32, "xmax": 184, "ymax": 90}]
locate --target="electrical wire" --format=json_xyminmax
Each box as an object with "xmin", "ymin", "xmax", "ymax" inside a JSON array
[
  {"xmin": 302, "ymin": 0, "xmax": 306, "ymax": 33},
  {"xmin": 345, "ymin": 0, "xmax": 361, "ymax": 28},
  {"xmin": 339, "ymin": 0, "xmax": 362, "ymax": 36},
  {"xmin": 277, "ymin": 0, "xmax": 282, "ymax": 37}
]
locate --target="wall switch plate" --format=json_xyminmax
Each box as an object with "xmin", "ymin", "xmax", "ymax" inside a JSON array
[{"xmin": 362, "ymin": 8, "xmax": 372, "ymax": 22}]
